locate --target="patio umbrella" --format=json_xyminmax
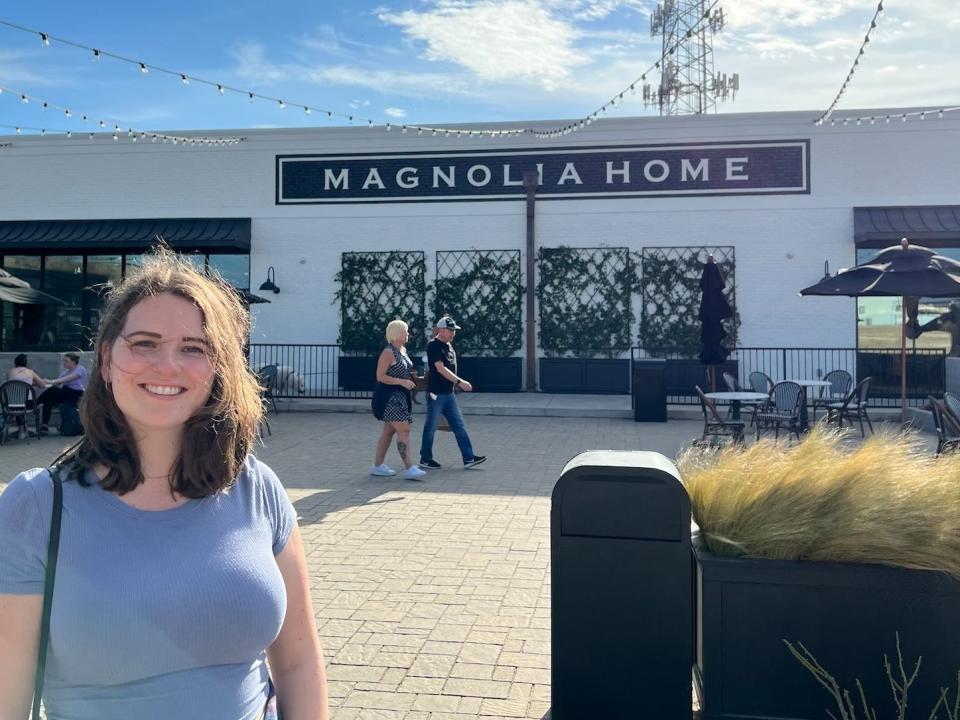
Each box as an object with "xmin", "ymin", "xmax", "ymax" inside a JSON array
[
  {"xmin": 799, "ymin": 238, "xmax": 960, "ymax": 421},
  {"xmin": 698, "ymin": 256, "xmax": 732, "ymax": 391},
  {"xmin": 0, "ymin": 268, "xmax": 66, "ymax": 305}
]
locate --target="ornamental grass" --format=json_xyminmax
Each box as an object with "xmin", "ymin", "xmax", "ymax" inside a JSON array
[{"xmin": 677, "ymin": 426, "xmax": 960, "ymax": 577}]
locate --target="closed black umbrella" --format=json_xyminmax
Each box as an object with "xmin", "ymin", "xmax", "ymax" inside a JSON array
[
  {"xmin": 698, "ymin": 256, "xmax": 732, "ymax": 390},
  {"xmin": 800, "ymin": 238, "xmax": 960, "ymax": 421}
]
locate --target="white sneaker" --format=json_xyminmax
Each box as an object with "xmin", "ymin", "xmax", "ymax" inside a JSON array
[
  {"xmin": 403, "ymin": 465, "xmax": 427, "ymax": 481},
  {"xmin": 370, "ymin": 463, "xmax": 396, "ymax": 477}
]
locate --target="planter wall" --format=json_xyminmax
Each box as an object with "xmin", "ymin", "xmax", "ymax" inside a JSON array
[
  {"xmin": 663, "ymin": 358, "xmax": 739, "ymax": 397},
  {"xmin": 457, "ymin": 357, "xmax": 522, "ymax": 392},
  {"xmin": 539, "ymin": 358, "xmax": 630, "ymax": 394},
  {"xmin": 694, "ymin": 534, "xmax": 960, "ymax": 720},
  {"xmin": 337, "ymin": 355, "xmax": 378, "ymax": 391}
]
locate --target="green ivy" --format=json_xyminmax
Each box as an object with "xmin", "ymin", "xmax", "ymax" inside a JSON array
[
  {"xmin": 638, "ymin": 247, "xmax": 739, "ymax": 357},
  {"xmin": 434, "ymin": 251, "xmax": 523, "ymax": 357},
  {"xmin": 536, "ymin": 246, "xmax": 633, "ymax": 358},
  {"xmin": 334, "ymin": 251, "xmax": 428, "ymax": 355}
]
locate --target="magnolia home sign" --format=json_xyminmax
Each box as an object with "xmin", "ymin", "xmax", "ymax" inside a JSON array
[{"xmin": 276, "ymin": 140, "xmax": 809, "ymax": 204}]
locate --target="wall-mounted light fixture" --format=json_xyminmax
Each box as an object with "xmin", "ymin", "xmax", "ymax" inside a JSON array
[{"xmin": 259, "ymin": 266, "xmax": 280, "ymax": 294}]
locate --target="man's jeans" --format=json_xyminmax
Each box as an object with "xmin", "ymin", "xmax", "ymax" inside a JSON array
[{"xmin": 420, "ymin": 392, "xmax": 474, "ymax": 463}]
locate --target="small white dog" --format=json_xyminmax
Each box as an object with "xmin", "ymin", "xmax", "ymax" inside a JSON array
[{"xmin": 257, "ymin": 365, "xmax": 306, "ymax": 395}]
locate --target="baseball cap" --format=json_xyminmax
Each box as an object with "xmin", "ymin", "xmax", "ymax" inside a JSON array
[{"xmin": 435, "ymin": 316, "xmax": 462, "ymax": 330}]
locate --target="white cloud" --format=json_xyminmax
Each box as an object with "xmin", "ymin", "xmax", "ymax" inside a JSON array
[
  {"xmin": 379, "ymin": 0, "xmax": 590, "ymax": 90},
  {"xmin": 723, "ymin": 0, "xmax": 865, "ymax": 30},
  {"xmin": 385, "ymin": 107, "xmax": 407, "ymax": 117},
  {"xmin": 231, "ymin": 42, "xmax": 288, "ymax": 85}
]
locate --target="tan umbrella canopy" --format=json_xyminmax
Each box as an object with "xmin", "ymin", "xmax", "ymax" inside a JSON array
[{"xmin": 0, "ymin": 268, "xmax": 66, "ymax": 305}]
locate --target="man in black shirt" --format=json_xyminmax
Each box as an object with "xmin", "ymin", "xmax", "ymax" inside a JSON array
[{"xmin": 419, "ymin": 316, "xmax": 486, "ymax": 470}]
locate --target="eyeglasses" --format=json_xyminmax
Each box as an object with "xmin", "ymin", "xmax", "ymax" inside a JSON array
[{"xmin": 114, "ymin": 333, "xmax": 212, "ymax": 367}]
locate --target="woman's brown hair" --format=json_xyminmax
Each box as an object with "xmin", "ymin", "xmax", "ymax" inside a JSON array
[{"xmin": 59, "ymin": 248, "xmax": 264, "ymax": 498}]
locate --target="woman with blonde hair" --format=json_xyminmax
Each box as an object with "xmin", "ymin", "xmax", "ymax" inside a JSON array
[
  {"xmin": 0, "ymin": 250, "xmax": 327, "ymax": 720},
  {"xmin": 370, "ymin": 319, "xmax": 425, "ymax": 480}
]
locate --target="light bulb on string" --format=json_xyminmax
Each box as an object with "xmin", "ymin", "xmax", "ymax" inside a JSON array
[
  {"xmin": 66, "ymin": 131, "xmax": 71, "ymax": 138},
  {"xmin": 181, "ymin": 74, "xmax": 189, "ymax": 85},
  {"xmin": 217, "ymin": 84, "xmax": 224, "ymax": 94},
  {"xmin": 92, "ymin": 49, "xmax": 101, "ymax": 61},
  {"xmin": 278, "ymin": 100, "xmax": 285, "ymax": 109},
  {"xmin": 248, "ymin": 93, "xmax": 254, "ymax": 103},
  {"xmin": 64, "ymin": 109, "xmax": 71, "ymax": 118},
  {"xmin": 939, "ymin": 109, "xmax": 944, "ymax": 119},
  {"xmin": 139, "ymin": 63, "xmax": 148, "ymax": 74},
  {"xmin": 15, "ymin": 127, "xmax": 20, "ymax": 134},
  {"xmin": 20, "ymin": 95, "xmax": 27, "ymax": 104},
  {"xmin": 99, "ymin": 120, "xmax": 105, "ymax": 127},
  {"xmin": 304, "ymin": 106, "xmax": 310, "ymax": 115},
  {"xmin": 40, "ymin": 32, "xmax": 49, "ymax": 46}
]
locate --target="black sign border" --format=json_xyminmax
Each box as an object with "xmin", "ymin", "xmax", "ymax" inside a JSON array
[{"xmin": 275, "ymin": 139, "xmax": 811, "ymax": 205}]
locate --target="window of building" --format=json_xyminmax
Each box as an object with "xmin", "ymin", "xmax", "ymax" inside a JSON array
[{"xmin": 0, "ymin": 251, "xmax": 249, "ymax": 350}]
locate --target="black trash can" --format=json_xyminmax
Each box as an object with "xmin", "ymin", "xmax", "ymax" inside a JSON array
[
  {"xmin": 632, "ymin": 358, "xmax": 667, "ymax": 422},
  {"xmin": 551, "ymin": 451, "xmax": 693, "ymax": 720}
]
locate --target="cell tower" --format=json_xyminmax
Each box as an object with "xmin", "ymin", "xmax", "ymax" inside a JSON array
[{"xmin": 645, "ymin": 0, "xmax": 739, "ymax": 115}]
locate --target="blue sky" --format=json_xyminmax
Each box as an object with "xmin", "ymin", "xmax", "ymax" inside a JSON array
[{"xmin": 0, "ymin": 0, "xmax": 957, "ymax": 136}]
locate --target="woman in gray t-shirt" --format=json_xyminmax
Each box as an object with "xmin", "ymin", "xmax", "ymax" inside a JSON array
[{"xmin": 0, "ymin": 252, "xmax": 328, "ymax": 720}]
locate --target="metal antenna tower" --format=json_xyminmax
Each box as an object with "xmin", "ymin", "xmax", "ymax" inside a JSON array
[{"xmin": 645, "ymin": 0, "xmax": 739, "ymax": 115}]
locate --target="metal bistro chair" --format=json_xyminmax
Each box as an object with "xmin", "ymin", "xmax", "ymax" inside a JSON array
[
  {"xmin": 811, "ymin": 369, "xmax": 853, "ymax": 422},
  {"xmin": 694, "ymin": 385, "xmax": 745, "ymax": 448},
  {"xmin": 257, "ymin": 364, "xmax": 279, "ymax": 415},
  {"xmin": 755, "ymin": 380, "xmax": 804, "ymax": 441},
  {"xmin": 943, "ymin": 392, "xmax": 960, "ymax": 433},
  {"xmin": 929, "ymin": 396, "xmax": 960, "ymax": 456},
  {"xmin": 824, "ymin": 377, "xmax": 874, "ymax": 437},
  {"xmin": 0, "ymin": 380, "xmax": 41, "ymax": 444},
  {"xmin": 747, "ymin": 371, "xmax": 774, "ymax": 425}
]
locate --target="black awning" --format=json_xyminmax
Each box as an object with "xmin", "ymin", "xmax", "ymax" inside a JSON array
[
  {"xmin": 854, "ymin": 206, "xmax": 960, "ymax": 247},
  {"xmin": 0, "ymin": 218, "xmax": 251, "ymax": 252}
]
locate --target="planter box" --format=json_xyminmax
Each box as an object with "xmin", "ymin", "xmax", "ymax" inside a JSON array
[
  {"xmin": 693, "ymin": 534, "xmax": 960, "ymax": 720},
  {"xmin": 457, "ymin": 356, "xmax": 522, "ymax": 392},
  {"xmin": 539, "ymin": 358, "xmax": 630, "ymax": 394},
  {"xmin": 337, "ymin": 355, "xmax": 378, "ymax": 391},
  {"xmin": 663, "ymin": 358, "xmax": 739, "ymax": 397}
]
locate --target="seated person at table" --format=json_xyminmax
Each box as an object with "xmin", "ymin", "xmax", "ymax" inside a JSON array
[
  {"xmin": 38, "ymin": 352, "xmax": 87, "ymax": 433},
  {"xmin": 4, "ymin": 354, "xmax": 49, "ymax": 439},
  {"xmin": 6, "ymin": 353, "xmax": 47, "ymax": 389}
]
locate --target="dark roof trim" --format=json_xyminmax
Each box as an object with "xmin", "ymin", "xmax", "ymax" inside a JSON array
[
  {"xmin": 854, "ymin": 206, "xmax": 960, "ymax": 248},
  {"xmin": 0, "ymin": 218, "xmax": 251, "ymax": 252}
]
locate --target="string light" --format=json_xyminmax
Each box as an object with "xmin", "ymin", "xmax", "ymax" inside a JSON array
[
  {"xmin": 828, "ymin": 106, "xmax": 960, "ymax": 127},
  {"xmin": 180, "ymin": 74, "xmax": 189, "ymax": 85},
  {"xmin": 814, "ymin": 1, "xmax": 884, "ymax": 125},
  {"xmin": 39, "ymin": 32, "xmax": 49, "ymax": 46},
  {"xmin": 139, "ymin": 62, "xmax": 148, "ymax": 74},
  {"xmin": 0, "ymin": 82, "xmax": 245, "ymax": 145}
]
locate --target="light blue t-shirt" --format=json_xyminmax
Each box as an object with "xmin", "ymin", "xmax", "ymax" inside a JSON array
[{"xmin": 0, "ymin": 456, "xmax": 296, "ymax": 720}]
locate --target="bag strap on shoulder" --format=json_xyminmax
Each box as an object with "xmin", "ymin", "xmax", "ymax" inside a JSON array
[{"xmin": 32, "ymin": 467, "xmax": 63, "ymax": 720}]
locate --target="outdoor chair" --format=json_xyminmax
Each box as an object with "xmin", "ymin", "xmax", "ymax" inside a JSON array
[
  {"xmin": 722, "ymin": 371, "xmax": 740, "ymax": 392},
  {"xmin": 824, "ymin": 377, "xmax": 874, "ymax": 437},
  {"xmin": 0, "ymin": 380, "xmax": 41, "ymax": 444},
  {"xmin": 694, "ymin": 385, "xmax": 745, "ymax": 448},
  {"xmin": 811, "ymin": 369, "xmax": 853, "ymax": 422},
  {"xmin": 943, "ymin": 392, "xmax": 960, "ymax": 431},
  {"xmin": 746, "ymin": 371, "xmax": 774, "ymax": 425},
  {"xmin": 755, "ymin": 380, "xmax": 804, "ymax": 441},
  {"xmin": 929, "ymin": 396, "xmax": 960, "ymax": 456},
  {"xmin": 257, "ymin": 364, "xmax": 279, "ymax": 415}
]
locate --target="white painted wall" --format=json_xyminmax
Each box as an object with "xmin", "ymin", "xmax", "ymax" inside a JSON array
[{"xmin": 1, "ymin": 108, "xmax": 958, "ymax": 351}]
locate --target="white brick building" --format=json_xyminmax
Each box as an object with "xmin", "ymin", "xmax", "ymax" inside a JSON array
[{"xmin": 0, "ymin": 107, "xmax": 958, "ymax": 393}]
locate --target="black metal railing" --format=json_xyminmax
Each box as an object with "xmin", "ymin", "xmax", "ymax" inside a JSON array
[
  {"xmin": 631, "ymin": 346, "xmax": 946, "ymax": 408},
  {"xmin": 248, "ymin": 344, "xmax": 377, "ymax": 399}
]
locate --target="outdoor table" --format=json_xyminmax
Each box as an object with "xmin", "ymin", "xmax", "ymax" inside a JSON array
[
  {"xmin": 704, "ymin": 391, "xmax": 768, "ymax": 421},
  {"xmin": 785, "ymin": 379, "xmax": 833, "ymax": 431}
]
